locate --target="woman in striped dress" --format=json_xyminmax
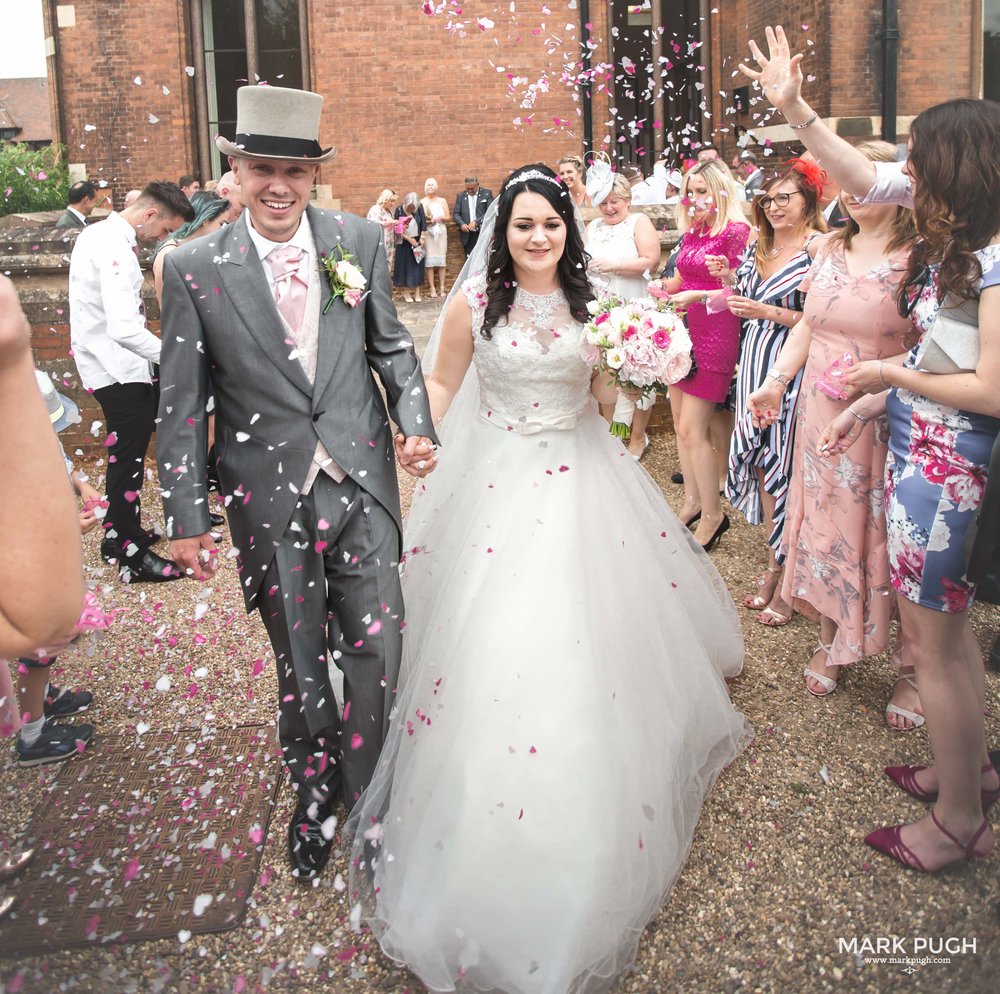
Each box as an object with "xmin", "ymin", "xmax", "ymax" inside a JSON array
[{"xmin": 724, "ymin": 161, "xmax": 827, "ymax": 624}]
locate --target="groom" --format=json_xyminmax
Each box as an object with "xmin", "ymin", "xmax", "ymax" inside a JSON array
[{"xmin": 157, "ymin": 85, "xmax": 437, "ymax": 880}]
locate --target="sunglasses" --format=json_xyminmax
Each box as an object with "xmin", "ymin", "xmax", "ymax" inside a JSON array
[
  {"xmin": 759, "ymin": 191, "xmax": 804, "ymax": 210},
  {"xmin": 896, "ymin": 265, "xmax": 931, "ymax": 319}
]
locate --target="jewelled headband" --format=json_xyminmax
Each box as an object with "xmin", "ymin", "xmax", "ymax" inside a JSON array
[{"xmin": 509, "ymin": 169, "xmax": 562, "ymax": 187}]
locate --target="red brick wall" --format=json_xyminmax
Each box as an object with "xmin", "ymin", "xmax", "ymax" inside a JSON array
[
  {"xmin": 710, "ymin": 1, "xmax": 976, "ymax": 158},
  {"xmin": 308, "ymin": 1, "xmax": 605, "ymax": 214},
  {"xmin": 46, "ymin": 0, "xmax": 200, "ymax": 205}
]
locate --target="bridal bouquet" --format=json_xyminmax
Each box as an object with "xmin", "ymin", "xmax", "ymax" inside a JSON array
[{"xmin": 580, "ymin": 292, "xmax": 693, "ymax": 438}]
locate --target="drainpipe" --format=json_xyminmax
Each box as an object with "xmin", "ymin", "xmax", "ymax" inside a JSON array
[
  {"xmin": 879, "ymin": 0, "xmax": 899, "ymax": 143},
  {"xmin": 580, "ymin": 0, "xmax": 593, "ymax": 157}
]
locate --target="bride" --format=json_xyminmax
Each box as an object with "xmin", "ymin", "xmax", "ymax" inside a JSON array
[{"xmin": 347, "ymin": 164, "xmax": 750, "ymax": 994}]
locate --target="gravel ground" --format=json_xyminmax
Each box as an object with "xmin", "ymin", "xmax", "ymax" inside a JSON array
[{"xmin": 2, "ymin": 300, "xmax": 998, "ymax": 994}]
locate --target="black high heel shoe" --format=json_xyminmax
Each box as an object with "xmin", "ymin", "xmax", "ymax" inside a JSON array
[
  {"xmin": 699, "ymin": 514, "xmax": 730, "ymax": 552},
  {"xmin": 680, "ymin": 509, "xmax": 702, "ymax": 529}
]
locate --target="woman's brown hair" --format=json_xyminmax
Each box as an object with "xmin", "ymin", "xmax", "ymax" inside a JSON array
[
  {"xmin": 832, "ymin": 140, "xmax": 917, "ymax": 256},
  {"xmin": 751, "ymin": 160, "xmax": 827, "ymax": 269},
  {"xmin": 903, "ymin": 98, "xmax": 1000, "ymax": 303}
]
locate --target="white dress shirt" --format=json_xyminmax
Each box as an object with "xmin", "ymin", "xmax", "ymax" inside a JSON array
[
  {"xmin": 246, "ymin": 213, "xmax": 346, "ymax": 490},
  {"xmin": 466, "ymin": 191, "xmax": 479, "ymax": 227},
  {"xmin": 69, "ymin": 212, "xmax": 160, "ymax": 390}
]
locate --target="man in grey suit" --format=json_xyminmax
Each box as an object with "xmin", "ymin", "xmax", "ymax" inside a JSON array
[
  {"xmin": 452, "ymin": 174, "xmax": 493, "ymax": 257},
  {"xmin": 157, "ymin": 86, "xmax": 437, "ymax": 880}
]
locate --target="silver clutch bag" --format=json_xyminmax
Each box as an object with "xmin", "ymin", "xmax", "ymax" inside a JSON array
[{"xmin": 913, "ymin": 295, "xmax": 980, "ymax": 374}]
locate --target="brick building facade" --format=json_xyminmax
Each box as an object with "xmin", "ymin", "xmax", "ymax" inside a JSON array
[{"xmin": 41, "ymin": 2, "xmax": 993, "ymax": 214}]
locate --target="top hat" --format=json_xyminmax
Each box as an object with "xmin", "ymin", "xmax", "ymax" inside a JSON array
[
  {"xmin": 215, "ymin": 86, "xmax": 336, "ymax": 163},
  {"xmin": 34, "ymin": 370, "xmax": 80, "ymax": 433}
]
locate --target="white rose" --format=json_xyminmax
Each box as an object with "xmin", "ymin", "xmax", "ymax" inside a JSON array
[
  {"xmin": 335, "ymin": 260, "xmax": 367, "ymax": 289},
  {"xmin": 586, "ymin": 299, "xmax": 603, "ymax": 315},
  {"xmin": 605, "ymin": 348, "xmax": 625, "ymax": 370}
]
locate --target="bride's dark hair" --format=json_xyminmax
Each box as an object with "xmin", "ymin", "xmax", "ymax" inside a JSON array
[{"xmin": 480, "ymin": 162, "xmax": 594, "ymax": 339}]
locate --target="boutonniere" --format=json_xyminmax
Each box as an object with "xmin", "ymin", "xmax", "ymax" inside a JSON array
[{"xmin": 320, "ymin": 246, "xmax": 367, "ymax": 313}]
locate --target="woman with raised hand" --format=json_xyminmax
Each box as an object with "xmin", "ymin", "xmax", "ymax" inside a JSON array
[
  {"xmin": 348, "ymin": 164, "xmax": 747, "ymax": 993},
  {"xmin": 743, "ymin": 25, "xmax": 1000, "ymax": 872}
]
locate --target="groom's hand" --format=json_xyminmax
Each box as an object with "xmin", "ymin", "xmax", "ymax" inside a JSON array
[
  {"xmin": 394, "ymin": 432, "xmax": 438, "ymax": 479},
  {"xmin": 170, "ymin": 533, "xmax": 219, "ymax": 580}
]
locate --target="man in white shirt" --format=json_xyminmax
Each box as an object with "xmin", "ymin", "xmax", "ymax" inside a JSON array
[
  {"xmin": 69, "ymin": 181, "xmax": 194, "ymax": 583},
  {"xmin": 732, "ymin": 150, "xmax": 765, "ymax": 200}
]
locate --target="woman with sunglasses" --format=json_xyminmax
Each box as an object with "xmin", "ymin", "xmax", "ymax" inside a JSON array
[
  {"xmin": 722, "ymin": 159, "xmax": 827, "ymax": 627},
  {"xmin": 743, "ymin": 26, "xmax": 1000, "ymax": 872}
]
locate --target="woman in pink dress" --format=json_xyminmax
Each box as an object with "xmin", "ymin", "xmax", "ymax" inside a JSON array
[
  {"xmin": 747, "ymin": 143, "xmax": 918, "ymax": 712},
  {"xmin": 650, "ymin": 160, "xmax": 750, "ymax": 549}
]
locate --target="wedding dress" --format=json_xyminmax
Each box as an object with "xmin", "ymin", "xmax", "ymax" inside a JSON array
[{"xmin": 348, "ymin": 276, "xmax": 749, "ymax": 994}]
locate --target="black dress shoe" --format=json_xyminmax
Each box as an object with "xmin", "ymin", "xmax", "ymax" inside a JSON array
[
  {"xmin": 209, "ymin": 511, "xmax": 225, "ymax": 527},
  {"xmin": 119, "ymin": 548, "xmax": 183, "ymax": 584},
  {"xmin": 287, "ymin": 800, "xmax": 335, "ymax": 881}
]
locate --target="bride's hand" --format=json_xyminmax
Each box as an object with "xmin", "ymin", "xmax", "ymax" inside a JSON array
[{"xmin": 395, "ymin": 433, "xmax": 438, "ymax": 478}]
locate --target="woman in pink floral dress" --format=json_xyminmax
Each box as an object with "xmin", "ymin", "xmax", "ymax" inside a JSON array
[{"xmin": 748, "ymin": 143, "xmax": 917, "ymax": 715}]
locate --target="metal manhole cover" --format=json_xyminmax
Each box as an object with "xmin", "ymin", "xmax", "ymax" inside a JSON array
[{"xmin": 0, "ymin": 724, "xmax": 281, "ymax": 955}]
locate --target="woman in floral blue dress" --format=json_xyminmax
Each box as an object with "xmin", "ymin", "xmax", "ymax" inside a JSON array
[{"xmin": 745, "ymin": 27, "xmax": 1000, "ymax": 873}]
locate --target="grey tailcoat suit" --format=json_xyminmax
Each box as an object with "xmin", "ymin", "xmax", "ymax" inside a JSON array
[{"xmin": 157, "ymin": 205, "xmax": 437, "ymax": 808}]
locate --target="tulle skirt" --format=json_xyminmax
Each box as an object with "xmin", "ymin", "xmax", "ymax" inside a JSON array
[{"xmin": 347, "ymin": 402, "xmax": 749, "ymax": 994}]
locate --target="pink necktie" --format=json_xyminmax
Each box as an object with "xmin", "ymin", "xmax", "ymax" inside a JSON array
[{"xmin": 266, "ymin": 245, "xmax": 308, "ymax": 335}]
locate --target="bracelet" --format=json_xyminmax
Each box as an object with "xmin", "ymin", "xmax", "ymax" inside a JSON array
[
  {"xmin": 847, "ymin": 408, "xmax": 869, "ymax": 425},
  {"xmin": 787, "ymin": 112, "xmax": 819, "ymax": 130},
  {"xmin": 701, "ymin": 292, "xmax": 710, "ymax": 305},
  {"xmin": 878, "ymin": 359, "xmax": 888, "ymax": 388},
  {"xmin": 767, "ymin": 368, "xmax": 791, "ymax": 387}
]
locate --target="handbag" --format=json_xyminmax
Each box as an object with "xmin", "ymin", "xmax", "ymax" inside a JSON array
[
  {"xmin": 913, "ymin": 294, "xmax": 980, "ymax": 374},
  {"xmin": 412, "ymin": 244, "xmax": 426, "ymax": 264}
]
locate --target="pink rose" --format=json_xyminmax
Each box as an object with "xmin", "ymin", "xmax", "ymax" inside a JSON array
[
  {"xmin": 623, "ymin": 325, "xmax": 638, "ymax": 341},
  {"xmin": 595, "ymin": 311, "xmax": 610, "ymax": 326},
  {"xmin": 652, "ymin": 329, "xmax": 671, "ymax": 349},
  {"xmin": 664, "ymin": 351, "xmax": 692, "ymax": 383},
  {"xmin": 580, "ymin": 340, "xmax": 601, "ymax": 366}
]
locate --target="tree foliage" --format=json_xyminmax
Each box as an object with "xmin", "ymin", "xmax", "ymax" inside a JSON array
[{"xmin": 0, "ymin": 143, "xmax": 70, "ymax": 216}]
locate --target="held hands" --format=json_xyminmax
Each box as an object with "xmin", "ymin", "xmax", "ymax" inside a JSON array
[
  {"xmin": 738, "ymin": 26, "xmax": 805, "ymax": 114},
  {"xmin": 817, "ymin": 410, "xmax": 864, "ymax": 458},
  {"xmin": 394, "ymin": 432, "xmax": 438, "ymax": 479},
  {"xmin": 170, "ymin": 533, "xmax": 219, "ymax": 581},
  {"xmin": 747, "ymin": 380, "xmax": 784, "ymax": 429}
]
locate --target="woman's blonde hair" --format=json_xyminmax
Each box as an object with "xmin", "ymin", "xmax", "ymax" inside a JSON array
[
  {"xmin": 424, "ymin": 177, "xmax": 438, "ymax": 195},
  {"xmin": 676, "ymin": 159, "xmax": 747, "ymax": 237},
  {"xmin": 557, "ymin": 154, "xmax": 585, "ymax": 177},
  {"xmin": 832, "ymin": 140, "xmax": 916, "ymax": 255},
  {"xmin": 606, "ymin": 173, "xmax": 632, "ymax": 203},
  {"xmin": 376, "ymin": 188, "xmax": 396, "ymax": 207}
]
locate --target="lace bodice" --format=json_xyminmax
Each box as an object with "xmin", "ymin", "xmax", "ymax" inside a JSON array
[{"xmin": 463, "ymin": 277, "xmax": 593, "ymax": 432}]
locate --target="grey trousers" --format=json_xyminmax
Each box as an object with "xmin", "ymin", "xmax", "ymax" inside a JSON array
[{"xmin": 257, "ymin": 473, "xmax": 403, "ymax": 810}]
